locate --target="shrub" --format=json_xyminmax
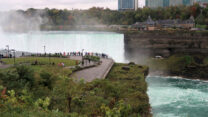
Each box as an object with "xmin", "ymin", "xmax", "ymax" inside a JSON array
[
  {"xmin": 0, "ymin": 70, "xmax": 19, "ymax": 89},
  {"xmin": 100, "ymin": 100, "xmax": 132, "ymax": 117},
  {"xmin": 34, "ymin": 97, "xmax": 51, "ymax": 110},
  {"xmin": 40, "ymin": 71, "xmax": 53, "ymax": 89},
  {"xmin": 167, "ymin": 55, "xmax": 193, "ymax": 74},
  {"xmin": 15, "ymin": 65, "xmax": 35, "ymax": 89}
]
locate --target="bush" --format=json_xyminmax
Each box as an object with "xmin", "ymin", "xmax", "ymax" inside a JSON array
[
  {"xmin": 39, "ymin": 71, "xmax": 53, "ymax": 89},
  {"xmin": 15, "ymin": 65, "xmax": 35, "ymax": 89},
  {"xmin": 0, "ymin": 65, "xmax": 35, "ymax": 93},
  {"xmin": 167, "ymin": 55, "xmax": 193, "ymax": 74},
  {"xmin": 101, "ymin": 100, "xmax": 132, "ymax": 117},
  {"xmin": 0, "ymin": 70, "xmax": 19, "ymax": 90}
]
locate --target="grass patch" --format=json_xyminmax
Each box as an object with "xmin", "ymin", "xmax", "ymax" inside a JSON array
[
  {"xmin": 1, "ymin": 57, "xmax": 76, "ymax": 67},
  {"xmin": 107, "ymin": 63, "xmax": 148, "ymax": 80}
]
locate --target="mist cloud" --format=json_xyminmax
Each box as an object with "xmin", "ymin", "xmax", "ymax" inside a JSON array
[{"xmin": 0, "ymin": 10, "xmax": 48, "ymax": 32}]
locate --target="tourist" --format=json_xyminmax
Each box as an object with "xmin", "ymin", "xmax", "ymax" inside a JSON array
[
  {"xmin": 22, "ymin": 52, "xmax": 25, "ymax": 56},
  {"xmin": 82, "ymin": 60, "xmax": 84, "ymax": 66},
  {"xmin": 76, "ymin": 60, "xmax": 79, "ymax": 65},
  {"xmin": 52, "ymin": 62, "xmax": 55, "ymax": 66},
  {"xmin": 88, "ymin": 58, "xmax": 91, "ymax": 64}
]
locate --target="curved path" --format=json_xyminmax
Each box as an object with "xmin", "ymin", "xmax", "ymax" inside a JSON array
[
  {"xmin": 70, "ymin": 56, "xmax": 114, "ymax": 82},
  {"xmin": 0, "ymin": 63, "xmax": 11, "ymax": 69}
]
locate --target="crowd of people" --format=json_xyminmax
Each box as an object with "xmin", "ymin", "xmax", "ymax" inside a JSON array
[
  {"xmin": 70, "ymin": 52, "xmax": 109, "ymax": 59},
  {"xmin": 0, "ymin": 51, "xmax": 109, "ymax": 60},
  {"xmin": 31, "ymin": 52, "xmax": 109, "ymax": 59},
  {"xmin": 0, "ymin": 54, "xmax": 12, "ymax": 59},
  {"xmin": 0, "ymin": 54, "xmax": 3, "ymax": 59}
]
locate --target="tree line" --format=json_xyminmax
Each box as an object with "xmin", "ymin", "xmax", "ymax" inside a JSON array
[{"xmin": 1, "ymin": 3, "xmax": 208, "ymax": 26}]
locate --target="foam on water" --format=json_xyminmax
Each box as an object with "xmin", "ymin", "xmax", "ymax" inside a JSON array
[{"xmin": 147, "ymin": 76, "xmax": 208, "ymax": 117}]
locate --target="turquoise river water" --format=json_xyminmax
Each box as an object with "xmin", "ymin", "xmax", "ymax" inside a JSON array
[{"xmin": 0, "ymin": 31, "xmax": 208, "ymax": 117}]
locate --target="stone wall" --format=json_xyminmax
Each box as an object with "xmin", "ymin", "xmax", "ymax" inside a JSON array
[{"xmin": 124, "ymin": 31, "xmax": 208, "ymax": 62}]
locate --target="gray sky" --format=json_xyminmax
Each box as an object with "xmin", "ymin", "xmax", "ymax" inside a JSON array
[{"xmin": 0, "ymin": 0, "xmax": 145, "ymax": 11}]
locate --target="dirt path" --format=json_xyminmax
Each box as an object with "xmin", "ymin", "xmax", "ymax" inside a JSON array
[{"xmin": 70, "ymin": 56, "xmax": 114, "ymax": 82}]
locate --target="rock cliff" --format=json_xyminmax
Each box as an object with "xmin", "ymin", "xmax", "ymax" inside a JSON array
[{"xmin": 124, "ymin": 31, "xmax": 208, "ymax": 62}]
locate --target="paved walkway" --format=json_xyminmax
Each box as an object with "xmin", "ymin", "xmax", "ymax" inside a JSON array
[
  {"xmin": 69, "ymin": 56, "xmax": 114, "ymax": 82},
  {"xmin": 0, "ymin": 63, "xmax": 11, "ymax": 69}
]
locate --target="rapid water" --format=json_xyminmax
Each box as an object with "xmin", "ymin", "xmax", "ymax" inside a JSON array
[
  {"xmin": 147, "ymin": 76, "xmax": 208, "ymax": 117},
  {"xmin": 0, "ymin": 31, "xmax": 208, "ymax": 117}
]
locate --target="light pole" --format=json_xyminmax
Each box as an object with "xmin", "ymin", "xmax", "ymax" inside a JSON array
[
  {"xmin": 6, "ymin": 45, "xmax": 9, "ymax": 58},
  {"xmin": 82, "ymin": 49, "xmax": 84, "ymax": 66},
  {"xmin": 11, "ymin": 49, "xmax": 16, "ymax": 65},
  {"xmin": 43, "ymin": 45, "xmax": 46, "ymax": 56}
]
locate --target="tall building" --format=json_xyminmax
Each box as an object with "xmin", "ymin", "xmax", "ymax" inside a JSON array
[
  {"xmin": 118, "ymin": 0, "xmax": 138, "ymax": 11},
  {"xmin": 145, "ymin": 0, "xmax": 208, "ymax": 8}
]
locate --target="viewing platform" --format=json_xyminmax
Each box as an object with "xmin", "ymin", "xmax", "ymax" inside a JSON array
[{"xmin": 70, "ymin": 56, "xmax": 114, "ymax": 82}]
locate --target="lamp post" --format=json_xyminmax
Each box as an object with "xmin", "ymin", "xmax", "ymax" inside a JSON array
[
  {"xmin": 82, "ymin": 49, "xmax": 84, "ymax": 66},
  {"xmin": 11, "ymin": 49, "xmax": 16, "ymax": 65},
  {"xmin": 6, "ymin": 45, "xmax": 9, "ymax": 58},
  {"xmin": 43, "ymin": 45, "xmax": 46, "ymax": 56}
]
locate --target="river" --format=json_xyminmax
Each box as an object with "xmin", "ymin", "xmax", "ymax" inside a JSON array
[
  {"xmin": 0, "ymin": 31, "xmax": 208, "ymax": 117},
  {"xmin": 147, "ymin": 76, "xmax": 208, "ymax": 117}
]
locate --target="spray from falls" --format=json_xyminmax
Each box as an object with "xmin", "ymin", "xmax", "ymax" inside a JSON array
[{"xmin": 0, "ymin": 9, "xmax": 48, "ymax": 33}]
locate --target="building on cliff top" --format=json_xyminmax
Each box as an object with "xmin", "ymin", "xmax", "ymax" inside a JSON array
[
  {"xmin": 145, "ymin": 0, "xmax": 208, "ymax": 8},
  {"xmin": 132, "ymin": 16, "xmax": 195, "ymax": 30}
]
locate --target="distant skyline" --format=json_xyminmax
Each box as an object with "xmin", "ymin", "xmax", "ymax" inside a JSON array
[{"xmin": 0, "ymin": 0, "xmax": 145, "ymax": 11}]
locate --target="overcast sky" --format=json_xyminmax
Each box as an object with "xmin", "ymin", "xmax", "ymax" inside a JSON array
[{"xmin": 0, "ymin": 0, "xmax": 145, "ymax": 11}]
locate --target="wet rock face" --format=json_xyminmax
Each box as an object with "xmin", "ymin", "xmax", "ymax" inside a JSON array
[{"xmin": 124, "ymin": 31, "xmax": 208, "ymax": 61}]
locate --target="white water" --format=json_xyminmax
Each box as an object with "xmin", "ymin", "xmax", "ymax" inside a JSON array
[{"xmin": 147, "ymin": 76, "xmax": 208, "ymax": 117}]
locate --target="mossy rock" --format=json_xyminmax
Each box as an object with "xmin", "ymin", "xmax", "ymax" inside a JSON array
[
  {"xmin": 128, "ymin": 62, "xmax": 135, "ymax": 65},
  {"xmin": 122, "ymin": 66, "xmax": 130, "ymax": 71}
]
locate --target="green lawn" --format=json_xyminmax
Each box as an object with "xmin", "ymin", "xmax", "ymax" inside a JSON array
[
  {"xmin": 1, "ymin": 57, "xmax": 76, "ymax": 78},
  {"xmin": 107, "ymin": 63, "xmax": 148, "ymax": 80},
  {"xmin": 1, "ymin": 57, "xmax": 76, "ymax": 67}
]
